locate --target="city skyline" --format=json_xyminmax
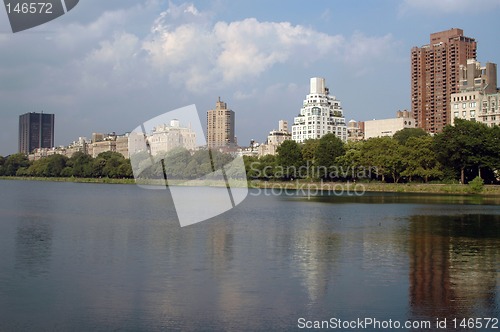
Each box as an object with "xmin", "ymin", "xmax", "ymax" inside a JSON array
[{"xmin": 1, "ymin": 1, "xmax": 500, "ymax": 155}]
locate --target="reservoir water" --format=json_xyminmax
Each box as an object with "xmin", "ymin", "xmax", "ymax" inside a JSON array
[{"xmin": 0, "ymin": 180, "xmax": 499, "ymax": 331}]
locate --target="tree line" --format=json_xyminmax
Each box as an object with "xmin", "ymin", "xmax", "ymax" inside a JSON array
[
  {"xmin": 0, "ymin": 151, "xmax": 133, "ymax": 178},
  {"xmin": 244, "ymin": 119, "xmax": 500, "ymax": 184},
  {"xmin": 130, "ymin": 148, "xmax": 239, "ymax": 180},
  {"xmin": 0, "ymin": 148, "xmax": 240, "ymax": 181}
]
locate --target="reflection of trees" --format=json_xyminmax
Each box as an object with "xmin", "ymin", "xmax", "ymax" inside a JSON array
[
  {"xmin": 15, "ymin": 220, "xmax": 52, "ymax": 276},
  {"xmin": 408, "ymin": 214, "xmax": 500, "ymax": 321}
]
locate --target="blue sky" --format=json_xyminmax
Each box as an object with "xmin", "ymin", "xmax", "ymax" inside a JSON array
[{"xmin": 0, "ymin": 0, "xmax": 499, "ymax": 155}]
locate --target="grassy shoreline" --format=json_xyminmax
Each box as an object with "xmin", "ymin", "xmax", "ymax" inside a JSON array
[
  {"xmin": 250, "ymin": 180, "xmax": 500, "ymax": 195},
  {"xmin": 0, "ymin": 176, "xmax": 137, "ymax": 185},
  {"xmin": 1, "ymin": 176, "xmax": 500, "ymax": 195}
]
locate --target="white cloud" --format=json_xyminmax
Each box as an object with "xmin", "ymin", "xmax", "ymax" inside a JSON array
[
  {"xmin": 142, "ymin": 7, "xmax": 346, "ymax": 91},
  {"xmin": 214, "ymin": 19, "xmax": 342, "ymax": 82},
  {"xmin": 400, "ymin": 0, "xmax": 500, "ymax": 14},
  {"xmin": 40, "ymin": 2, "xmax": 399, "ymax": 94},
  {"xmin": 139, "ymin": 3, "xmax": 402, "ymax": 90}
]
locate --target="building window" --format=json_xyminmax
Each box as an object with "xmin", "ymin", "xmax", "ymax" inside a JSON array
[
  {"xmin": 462, "ymin": 111, "xmax": 467, "ymax": 117},
  {"xmin": 470, "ymin": 110, "xmax": 475, "ymax": 118},
  {"xmin": 462, "ymin": 103, "xmax": 466, "ymax": 109},
  {"xmin": 454, "ymin": 111, "xmax": 459, "ymax": 118},
  {"xmin": 453, "ymin": 104, "xmax": 458, "ymax": 109}
]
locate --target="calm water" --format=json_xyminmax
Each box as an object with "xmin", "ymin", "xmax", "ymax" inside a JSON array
[{"xmin": 0, "ymin": 180, "xmax": 499, "ymax": 331}]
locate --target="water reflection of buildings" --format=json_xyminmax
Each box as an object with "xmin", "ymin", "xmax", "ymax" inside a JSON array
[
  {"xmin": 409, "ymin": 215, "xmax": 500, "ymax": 320},
  {"xmin": 291, "ymin": 221, "xmax": 340, "ymax": 302}
]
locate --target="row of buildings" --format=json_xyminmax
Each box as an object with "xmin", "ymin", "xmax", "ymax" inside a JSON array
[{"xmin": 18, "ymin": 28, "xmax": 499, "ymax": 160}]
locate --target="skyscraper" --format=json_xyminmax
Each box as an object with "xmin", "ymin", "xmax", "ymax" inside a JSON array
[
  {"xmin": 19, "ymin": 112, "xmax": 55, "ymax": 154},
  {"xmin": 411, "ymin": 28, "xmax": 477, "ymax": 133},
  {"xmin": 292, "ymin": 77, "xmax": 347, "ymax": 143},
  {"xmin": 207, "ymin": 97, "xmax": 235, "ymax": 149}
]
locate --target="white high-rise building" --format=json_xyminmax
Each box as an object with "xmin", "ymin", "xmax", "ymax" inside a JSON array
[{"xmin": 292, "ymin": 77, "xmax": 347, "ymax": 143}]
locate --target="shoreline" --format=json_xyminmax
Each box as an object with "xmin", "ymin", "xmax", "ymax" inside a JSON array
[
  {"xmin": 250, "ymin": 180, "xmax": 500, "ymax": 196},
  {"xmin": 1, "ymin": 176, "xmax": 500, "ymax": 195},
  {"xmin": 0, "ymin": 176, "xmax": 137, "ymax": 185}
]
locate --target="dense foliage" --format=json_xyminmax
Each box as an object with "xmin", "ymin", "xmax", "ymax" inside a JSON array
[
  {"xmin": 0, "ymin": 151, "xmax": 133, "ymax": 179},
  {"xmin": 131, "ymin": 147, "xmax": 242, "ymax": 181},
  {"xmin": 245, "ymin": 120, "xmax": 500, "ymax": 184}
]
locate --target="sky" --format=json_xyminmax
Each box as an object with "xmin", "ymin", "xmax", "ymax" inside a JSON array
[{"xmin": 1, "ymin": 0, "xmax": 500, "ymax": 156}]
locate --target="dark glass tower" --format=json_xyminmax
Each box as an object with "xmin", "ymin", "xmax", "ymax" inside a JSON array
[{"xmin": 18, "ymin": 112, "xmax": 55, "ymax": 154}]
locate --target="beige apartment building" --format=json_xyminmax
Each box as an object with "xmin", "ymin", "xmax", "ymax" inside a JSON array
[
  {"xmin": 363, "ymin": 110, "xmax": 416, "ymax": 139},
  {"xmin": 258, "ymin": 120, "xmax": 291, "ymax": 156},
  {"xmin": 411, "ymin": 28, "xmax": 477, "ymax": 133},
  {"xmin": 450, "ymin": 59, "xmax": 499, "ymax": 126},
  {"xmin": 147, "ymin": 119, "xmax": 196, "ymax": 156},
  {"xmin": 347, "ymin": 120, "xmax": 364, "ymax": 141},
  {"xmin": 207, "ymin": 97, "xmax": 236, "ymax": 149},
  {"xmin": 90, "ymin": 132, "xmax": 130, "ymax": 158}
]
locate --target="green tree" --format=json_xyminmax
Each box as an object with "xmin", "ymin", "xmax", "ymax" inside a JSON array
[
  {"xmin": 163, "ymin": 147, "xmax": 192, "ymax": 179},
  {"xmin": 26, "ymin": 154, "xmax": 68, "ymax": 177},
  {"xmin": 191, "ymin": 150, "xmax": 213, "ymax": 178},
  {"xmin": 0, "ymin": 155, "xmax": 5, "ymax": 176},
  {"xmin": 117, "ymin": 160, "xmax": 133, "ymax": 178},
  {"xmin": 244, "ymin": 154, "xmax": 276, "ymax": 179},
  {"xmin": 361, "ymin": 137, "xmax": 404, "ymax": 182},
  {"xmin": 401, "ymin": 136, "xmax": 442, "ymax": 182},
  {"xmin": 130, "ymin": 150, "xmax": 154, "ymax": 179},
  {"xmin": 243, "ymin": 155, "xmax": 259, "ymax": 178},
  {"xmin": 393, "ymin": 128, "xmax": 428, "ymax": 145},
  {"xmin": 434, "ymin": 119, "xmax": 490, "ymax": 183},
  {"xmin": 468, "ymin": 176, "xmax": 484, "ymax": 193},
  {"xmin": 45, "ymin": 154, "xmax": 68, "ymax": 177},
  {"xmin": 335, "ymin": 140, "xmax": 365, "ymax": 180},
  {"xmin": 301, "ymin": 139, "xmax": 319, "ymax": 164},
  {"xmin": 276, "ymin": 140, "xmax": 304, "ymax": 179},
  {"xmin": 91, "ymin": 156, "xmax": 107, "ymax": 178},
  {"xmin": 90, "ymin": 151, "xmax": 129, "ymax": 179},
  {"xmin": 69, "ymin": 151, "xmax": 94, "ymax": 178},
  {"xmin": 258, "ymin": 154, "xmax": 276, "ymax": 179},
  {"xmin": 481, "ymin": 124, "xmax": 500, "ymax": 181},
  {"xmin": 210, "ymin": 150, "xmax": 233, "ymax": 171},
  {"xmin": 314, "ymin": 134, "xmax": 345, "ymax": 179},
  {"xmin": 3, "ymin": 153, "xmax": 30, "ymax": 176}
]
